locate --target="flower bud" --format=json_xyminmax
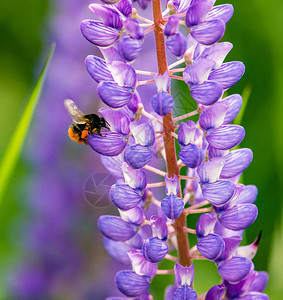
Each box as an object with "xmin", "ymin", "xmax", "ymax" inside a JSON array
[
  {"xmin": 142, "ymin": 237, "xmax": 168, "ymax": 263},
  {"xmin": 166, "ymin": 33, "xmax": 187, "ymax": 57},
  {"xmin": 151, "ymin": 92, "xmax": 174, "ymax": 116},
  {"xmin": 179, "ymin": 143, "xmax": 205, "ymax": 168},
  {"xmin": 124, "ymin": 19, "xmax": 144, "ymax": 39},
  {"xmin": 124, "ymin": 144, "xmax": 152, "ymax": 169},
  {"xmin": 164, "ymin": 15, "xmax": 180, "ymax": 36},
  {"xmin": 161, "ymin": 194, "xmax": 184, "ymax": 220},
  {"xmin": 119, "ymin": 37, "xmax": 144, "ymax": 61}
]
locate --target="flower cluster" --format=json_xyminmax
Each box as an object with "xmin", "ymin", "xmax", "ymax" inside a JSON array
[{"xmin": 72, "ymin": 0, "xmax": 269, "ymax": 298}]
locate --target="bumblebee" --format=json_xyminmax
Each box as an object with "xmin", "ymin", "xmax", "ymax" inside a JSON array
[{"xmin": 65, "ymin": 99, "xmax": 110, "ymax": 144}]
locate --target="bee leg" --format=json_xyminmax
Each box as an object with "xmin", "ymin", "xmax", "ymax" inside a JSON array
[{"xmin": 83, "ymin": 136, "xmax": 89, "ymax": 145}]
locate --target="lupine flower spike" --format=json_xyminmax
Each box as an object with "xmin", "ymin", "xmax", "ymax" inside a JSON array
[{"xmin": 66, "ymin": 0, "xmax": 269, "ymax": 298}]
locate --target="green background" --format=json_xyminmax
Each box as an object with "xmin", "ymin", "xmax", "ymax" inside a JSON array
[{"xmin": 0, "ymin": 0, "xmax": 282, "ymax": 299}]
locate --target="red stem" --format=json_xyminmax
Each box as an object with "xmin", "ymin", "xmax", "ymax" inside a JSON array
[{"xmin": 152, "ymin": 0, "xmax": 191, "ymax": 267}]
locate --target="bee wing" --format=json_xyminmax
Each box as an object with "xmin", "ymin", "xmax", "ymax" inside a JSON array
[{"xmin": 64, "ymin": 99, "xmax": 85, "ymax": 123}]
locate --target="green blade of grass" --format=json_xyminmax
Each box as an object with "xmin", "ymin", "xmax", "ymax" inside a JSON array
[
  {"xmin": 0, "ymin": 43, "xmax": 55, "ymax": 203},
  {"xmin": 234, "ymin": 84, "xmax": 252, "ymax": 125}
]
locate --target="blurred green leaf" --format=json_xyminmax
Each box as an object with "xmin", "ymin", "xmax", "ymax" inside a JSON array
[
  {"xmin": 0, "ymin": 43, "xmax": 55, "ymax": 203},
  {"xmin": 234, "ymin": 84, "xmax": 252, "ymax": 125}
]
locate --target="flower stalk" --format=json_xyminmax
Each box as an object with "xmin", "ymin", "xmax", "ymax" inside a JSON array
[{"xmin": 152, "ymin": 0, "xmax": 191, "ymax": 267}]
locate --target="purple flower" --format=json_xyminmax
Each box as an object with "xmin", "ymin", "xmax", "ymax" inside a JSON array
[
  {"xmin": 110, "ymin": 184, "xmax": 142, "ymax": 210},
  {"xmin": 161, "ymin": 194, "xmax": 184, "ymax": 219},
  {"xmin": 166, "ymin": 33, "xmax": 188, "ymax": 57},
  {"xmin": 124, "ymin": 144, "xmax": 152, "ymax": 169},
  {"xmin": 151, "ymin": 92, "xmax": 175, "ymax": 116},
  {"xmin": 119, "ymin": 37, "xmax": 144, "ymax": 61},
  {"xmin": 97, "ymin": 215, "xmax": 137, "ymax": 241},
  {"xmin": 150, "ymin": 215, "xmax": 168, "ymax": 241},
  {"xmin": 128, "ymin": 249, "xmax": 157, "ymax": 278},
  {"xmin": 115, "ymin": 271, "xmax": 150, "ymax": 297},
  {"xmin": 142, "ymin": 237, "xmax": 168, "ymax": 263},
  {"xmin": 80, "ymin": 20, "xmax": 120, "ymax": 47},
  {"xmin": 72, "ymin": 0, "xmax": 269, "ymax": 297}
]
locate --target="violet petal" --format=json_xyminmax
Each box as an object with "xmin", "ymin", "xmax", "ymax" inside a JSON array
[
  {"xmin": 124, "ymin": 18, "xmax": 144, "ymax": 39},
  {"xmin": 142, "ymin": 237, "xmax": 168, "ymax": 263},
  {"xmin": 222, "ymin": 94, "xmax": 243, "ymax": 124},
  {"xmin": 199, "ymin": 100, "xmax": 230, "ymax": 131},
  {"xmin": 88, "ymin": 132, "xmax": 127, "ymax": 156},
  {"xmin": 197, "ymin": 233, "xmax": 225, "ymax": 261},
  {"xmin": 218, "ymin": 257, "xmax": 253, "ymax": 283},
  {"xmin": 191, "ymin": 19, "xmax": 225, "ymax": 46},
  {"xmin": 80, "ymin": 20, "xmax": 120, "ymax": 47},
  {"xmin": 183, "ymin": 58, "xmax": 214, "ymax": 86},
  {"xmin": 221, "ymin": 148, "xmax": 253, "ymax": 179},
  {"xmin": 119, "ymin": 206, "xmax": 145, "ymax": 227},
  {"xmin": 107, "ymin": 61, "xmax": 137, "ymax": 89},
  {"xmin": 150, "ymin": 215, "xmax": 168, "ymax": 241},
  {"xmin": 85, "ymin": 55, "xmax": 114, "ymax": 83},
  {"xmin": 121, "ymin": 163, "xmax": 147, "ymax": 191},
  {"xmin": 238, "ymin": 292, "xmax": 269, "ymax": 300},
  {"xmin": 179, "ymin": 143, "xmax": 205, "ymax": 168},
  {"xmin": 174, "ymin": 263, "xmax": 195, "ymax": 286},
  {"xmin": 196, "ymin": 212, "xmax": 218, "ymax": 238},
  {"xmin": 250, "ymin": 272, "xmax": 269, "ymax": 293},
  {"xmin": 151, "ymin": 92, "xmax": 175, "ymax": 116},
  {"xmin": 200, "ymin": 42, "xmax": 233, "ymax": 69},
  {"xmin": 173, "ymin": 285, "xmax": 197, "ymax": 300},
  {"xmin": 97, "ymin": 81, "xmax": 133, "ymax": 108},
  {"xmin": 116, "ymin": 0, "xmax": 133, "ymax": 17},
  {"xmin": 207, "ymin": 4, "xmax": 234, "ymax": 24},
  {"xmin": 166, "ymin": 33, "xmax": 188, "ymax": 57},
  {"xmin": 191, "ymin": 81, "xmax": 223, "ymax": 105},
  {"xmin": 128, "ymin": 249, "xmax": 157, "ymax": 278},
  {"xmin": 119, "ymin": 37, "xmax": 144, "ymax": 61},
  {"xmin": 110, "ymin": 184, "xmax": 142, "ymax": 210},
  {"xmin": 115, "ymin": 270, "xmax": 150, "ymax": 297},
  {"xmin": 165, "ymin": 174, "xmax": 179, "ymax": 196},
  {"xmin": 197, "ymin": 157, "xmax": 226, "ymax": 184},
  {"xmin": 164, "ymin": 15, "xmax": 180, "ymax": 36},
  {"xmin": 178, "ymin": 121, "xmax": 196, "ymax": 146},
  {"xmin": 219, "ymin": 204, "xmax": 258, "ymax": 230},
  {"xmin": 202, "ymin": 180, "xmax": 235, "ymax": 206},
  {"xmin": 205, "ymin": 284, "xmax": 225, "ymax": 300},
  {"xmin": 206, "ymin": 125, "xmax": 245, "ymax": 150},
  {"xmin": 88, "ymin": 4, "xmax": 123, "ymax": 30},
  {"xmin": 103, "ymin": 237, "xmax": 131, "ymax": 264},
  {"xmin": 186, "ymin": 1, "xmax": 214, "ymax": 27},
  {"xmin": 161, "ymin": 194, "xmax": 184, "ymax": 220},
  {"xmin": 99, "ymin": 108, "xmax": 130, "ymax": 135},
  {"xmin": 98, "ymin": 215, "xmax": 136, "ymax": 241},
  {"xmin": 237, "ymin": 185, "xmax": 258, "ymax": 204},
  {"xmin": 208, "ymin": 61, "xmax": 245, "ymax": 90},
  {"xmin": 130, "ymin": 123, "xmax": 155, "ymax": 146},
  {"xmin": 124, "ymin": 144, "xmax": 152, "ymax": 169}
]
